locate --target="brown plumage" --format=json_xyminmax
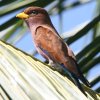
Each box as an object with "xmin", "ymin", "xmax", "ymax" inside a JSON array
[{"xmin": 16, "ymin": 6, "xmax": 91, "ymax": 95}]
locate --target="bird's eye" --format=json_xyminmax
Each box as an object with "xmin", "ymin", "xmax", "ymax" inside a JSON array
[{"xmin": 31, "ymin": 10, "xmax": 38, "ymax": 15}]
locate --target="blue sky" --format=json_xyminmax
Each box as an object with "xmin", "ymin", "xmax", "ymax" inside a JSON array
[
  {"xmin": 16, "ymin": 1, "xmax": 96, "ymax": 54},
  {"xmin": 2, "ymin": 1, "xmax": 99, "ymax": 90}
]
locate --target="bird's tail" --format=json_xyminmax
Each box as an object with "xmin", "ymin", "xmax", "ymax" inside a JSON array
[
  {"xmin": 76, "ymin": 65, "xmax": 91, "ymax": 87},
  {"xmin": 75, "ymin": 65, "xmax": 91, "ymax": 87},
  {"xmin": 72, "ymin": 60, "xmax": 91, "ymax": 87},
  {"xmin": 62, "ymin": 57, "xmax": 91, "ymax": 87},
  {"xmin": 71, "ymin": 73, "xmax": 87, "ymax": 96},
  {"xmin": 79, "ymin": 74, "xmax": 91, "ymax": 87}
]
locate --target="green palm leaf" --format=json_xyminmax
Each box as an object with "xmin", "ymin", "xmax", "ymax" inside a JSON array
[
  {"xmin": 0, "ymin": 40, "xmax": 99, "ymax": 100},
  {"xmin": 0, "ymin": 0, "xmax": 100, "ymax": 98}
]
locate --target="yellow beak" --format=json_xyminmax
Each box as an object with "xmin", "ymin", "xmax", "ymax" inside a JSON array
[{"xmin": 16, "ymin": 12, "xmax": 29, "ymax": 19}]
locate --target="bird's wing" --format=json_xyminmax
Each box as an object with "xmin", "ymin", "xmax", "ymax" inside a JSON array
[
  {"xmin": 34, "ymin": 26, "xmax": 69, "ymax": 63},
  {"xmin": 42, "ymin": 24, "xmax": 77, "ymax": 61},
  {"xmin": 34, "ymin": 26, "xmax": 81, "ymax": 76}
]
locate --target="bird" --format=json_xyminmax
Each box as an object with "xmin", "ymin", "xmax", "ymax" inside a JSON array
[{"xmin": 16, "ymin": 6, "xmax": 90, "ymax": 95}]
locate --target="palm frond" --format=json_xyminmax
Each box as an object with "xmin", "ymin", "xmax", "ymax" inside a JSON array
[{"xmin": 0, "ymin": 40, "xmax": 99, "ymax": 100}]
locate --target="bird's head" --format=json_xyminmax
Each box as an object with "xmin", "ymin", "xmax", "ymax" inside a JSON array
[{"xmin": 16, "ymin": 6, "xmax": 52, "ymax": 30}]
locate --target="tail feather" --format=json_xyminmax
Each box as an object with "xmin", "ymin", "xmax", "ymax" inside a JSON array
[
  {"xmin": 71, "ymin": 59, "xmax": 91, "ymax": 87},
  {"xmin": 79, "ymin": 75, "xmax": 91, "ymax": 87},
  {"xmin": 71, "ymin": 73, "xmax": 87, "ymax": 96},
  {"xmin": 61, "ymin": 59, "xmax": 91, "ymax": 87},
  {"xmin": 60, "ymin": 63, "xmax": 88, "ymax": 96}
]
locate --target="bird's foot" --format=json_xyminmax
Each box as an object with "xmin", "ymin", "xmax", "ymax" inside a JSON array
[{"xmin": 48, "ymin": 60, "xmax": 63, "ymax": 73}]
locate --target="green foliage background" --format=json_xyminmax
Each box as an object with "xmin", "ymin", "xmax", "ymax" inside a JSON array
[{"xmin": 0, "ymin": 0, "xmax": 100, "ymax": 96}]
